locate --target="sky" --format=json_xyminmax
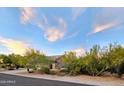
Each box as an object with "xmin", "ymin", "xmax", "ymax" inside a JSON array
[{"xmin": 0, "ymin": 7, "xmax": 124, "ymax": 56}]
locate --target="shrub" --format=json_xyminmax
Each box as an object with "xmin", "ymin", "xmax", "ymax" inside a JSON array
[
  {"xmin": 79, "ymin": 45, "xmax": 103, "ymax": 76},
  {"xmin": 26, "ymin": 63, "xmax": 36, "ymax": 73},
  {"xmin": 117, "ymin": 62, "xmax": 124, "ymax": 78},
  {"xmin": 38, "ymin": 66, "xmax": 50, "ymax": 74},
  {"xmin": 60, "ymin": 68, "xmax": 68, "ymax": 73},
  {"xmin": 50, "ymin": 69, "xmax": 60, "ymax": 75},
  {"xmin": 66, "ymin": 63, "xmax": 81, "ymax": 75},
  {"xmin": 106, "ymin": 44, "xmax": 124, "ymax": 77},
  {"xmin": 61, "ymin": 52, "xmax": 82, "ymax": 75},
  {"xmin": 24, "ymin": 49, "xmax": 53, "ymax": 73}
]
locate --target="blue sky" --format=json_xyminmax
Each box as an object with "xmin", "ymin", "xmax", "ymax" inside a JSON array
[{"xmin": 0, "ymin": 7, "xmax": 124, "ymax": 56}]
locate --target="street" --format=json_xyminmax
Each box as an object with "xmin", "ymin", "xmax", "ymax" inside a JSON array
[{"xmin": 0, "ymin": 73, "xmax": 91, "ymax": 86}]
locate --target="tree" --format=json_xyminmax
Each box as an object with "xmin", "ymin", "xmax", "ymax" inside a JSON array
[
  {"xmin": 107, "ymin": 44, "xmax": 124, "ymax": 77},
  {"xmin": 0, "ymin": 54, "xmax": 13, "ymax": 70},
  {"xmin": 61, "ymin": 52, "xmax": 81, "ymax": 75},
  {"xmin": 84, "ymin": 45, "xmax": 101, "ymax": 76},
  {"xmin": 8, "ymin": 54, "xmax": 25, "ymax": 69},
  {"xmin": 24, "ymin": 49, "xmax": 52, "ymax": 73},
  {"xmin": 83, "ymin": 45, "xmax": 111, "ymax": 76}
]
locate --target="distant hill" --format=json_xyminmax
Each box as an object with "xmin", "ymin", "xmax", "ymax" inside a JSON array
[{"xmin": 47, "ymin": 55, "xmax": 63, "ymax": 60}]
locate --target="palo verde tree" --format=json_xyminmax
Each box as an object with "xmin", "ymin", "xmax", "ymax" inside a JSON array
[
  {"xmin": 0, "ymin": 54, "xmax": 13, "ymax": 70},
  {"xmin": 24, "ymin": 48, "xmax": 52, "ymax": 73},
  {"xmin": 106, "ymin": 43, "xmax": 124, "ymax": 78},
  {"xmin": 8, "ymin": 54, "xmax": 23, "ymax": 69},
  {"xmin": 61, "ymin": 52, "xmax": 81, "ymax": 75}
]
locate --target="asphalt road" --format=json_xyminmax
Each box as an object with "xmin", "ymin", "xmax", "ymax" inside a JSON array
[{"xmin": 0, "ymin": 73, "xmax": 91, "ymax": 86}]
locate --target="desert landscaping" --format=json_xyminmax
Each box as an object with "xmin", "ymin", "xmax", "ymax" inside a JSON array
[{"xmin": 0, "ymin": 43, "xmax": 124, "ymax": 85}]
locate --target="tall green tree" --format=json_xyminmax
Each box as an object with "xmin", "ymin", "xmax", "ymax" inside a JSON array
[
  {"xmin": 24, "ymin": 49, "xmax": 52, "ymax": 72},
  {"xmin": 0, "ymin": 54, "xmax": 13, "ymax": 69}
]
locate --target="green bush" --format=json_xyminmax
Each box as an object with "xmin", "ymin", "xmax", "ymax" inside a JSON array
[
  {"xmin": 38, "ymin": 66, "xmax": 50, "ymax": 74},
  {"xmin": 61, "ymin": 52, "xmax": 82, "ymax": 75},
  {"xmin": 105, "ymin": 44, "xmax": 124, "ymax": 77},
  {"xmin": 66, "ymin": 63, "xmax": 81, "ymax": 75},
  {"xmin": 60, "ymin": 68, "xmax": 68, "ymax": 73}
]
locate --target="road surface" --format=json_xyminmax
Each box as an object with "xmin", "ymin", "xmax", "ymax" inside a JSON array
[{"xmin": 0, "ymin": 73, "xmax": 91, "ymax": 86}]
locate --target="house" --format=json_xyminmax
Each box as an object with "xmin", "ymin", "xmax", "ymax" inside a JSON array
[{"xmin": 48, "ymin": 55, "xmax": 64, "ymax": 69}]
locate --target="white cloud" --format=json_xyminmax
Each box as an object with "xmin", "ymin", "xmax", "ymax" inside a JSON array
[
  {"xmin": 44, "ymin": 28, "xmax": 64, "ymax": 42},
  {"xmin": 44, "ymin": 17, "xmax": 67, "ymax": 42},
  {"xmin": 35, "ymin": 14, "xmax": 50, "ymax": 31},
  {"xmin": 57, "ymin": 17, "xmax": 67, "ymax": 30},
  {"xmin": 72, "ymin": 7, "xmax": 87, "ymax": 21},
  {"xmin": 20, "ymin": 8, "xmax": 67, "ymax": 42},
  {"xmin": 71, "ymin": 48, "xmax": 86, "ymax": 57},
  {"xmin": 93, "ymin": 21, "xmax": 119, "ymax": 33},
  {"xmin": 64, "ymin": 30, "xmax": 81, "ymax": 40},
  {"xmin": 0, "ymin": 37, "xmax": 30, "ymax": 55},
  {"xmin": 20, "ymin": 7, "xmax": 48, "ymax": 30},
  {"xmin": 20, "ymin": 7, "xmax": 35, "ymax": 24},
  {"xmin": 92, "ymin": 8, "xmax": 124, "ymax": 34},
  {"xmin": 20, "ymin": 8, "xmax": 81, "ymax": 42}
]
